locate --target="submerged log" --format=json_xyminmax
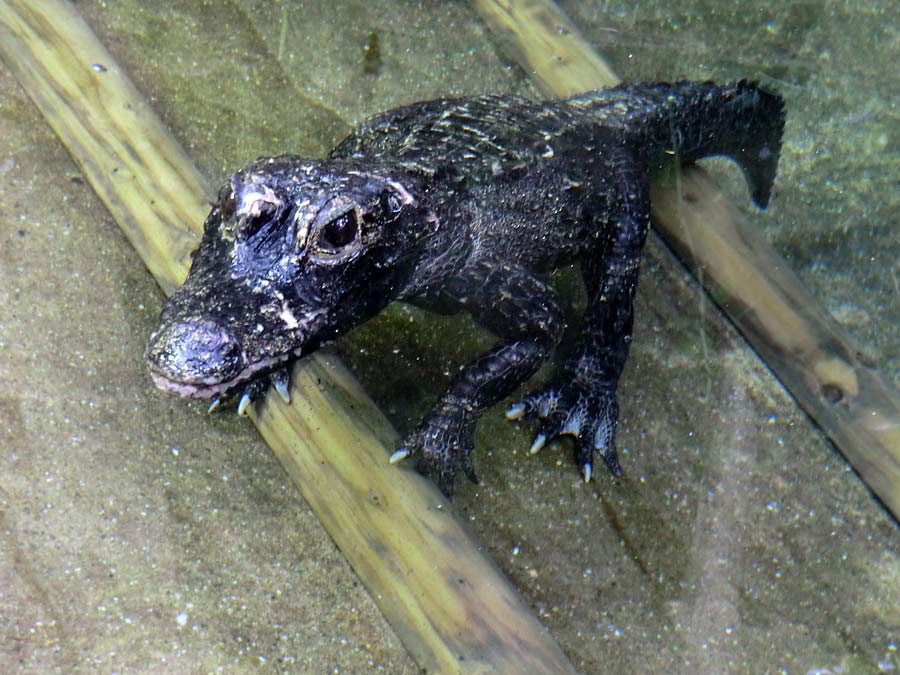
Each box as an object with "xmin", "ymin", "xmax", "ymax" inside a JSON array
[
  {"xmin": 0, "ymin": 1, "xmax": 579, "ymax": 672},
  {"xmin": 474, "ymin": 0, "xmax": 900, "ymax": 518}
]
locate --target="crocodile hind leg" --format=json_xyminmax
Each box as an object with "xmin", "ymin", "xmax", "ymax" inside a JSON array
[{"xmin": 508, "ymin": 161, "xmax": 652, "ymax": 483}]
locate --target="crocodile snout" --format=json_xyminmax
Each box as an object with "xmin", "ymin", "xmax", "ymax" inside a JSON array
[{"xmin": 146, "ymin": 319, "xmax": 243, "ymax": 398}]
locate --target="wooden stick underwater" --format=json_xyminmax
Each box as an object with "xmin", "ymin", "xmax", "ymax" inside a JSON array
[
  {"xmin": 0, "ymin": 0, "xmax": 582, "ymax": 672},
  {"xmin": 474, "ymin": 0, "xmax": 900, "ymax": 518}
]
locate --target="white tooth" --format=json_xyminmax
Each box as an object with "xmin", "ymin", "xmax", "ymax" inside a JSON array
[
  {"xmin": 529, "ymin": 434, "xmax": 546, "ymax": 455},
  {"xmin": 237, "ymin": 392, "xmax": 252, "ymax": 416},
  {"xmin": 389, "ymin": 449, "xmax": 410, "ymax": 464},
  {"xmin": 583, "ymin": 463, "xmax": 592, "ymax": 483},
  {"xmin": 207, "ymin": 398, "xmax": 221, "ymax": 414}
]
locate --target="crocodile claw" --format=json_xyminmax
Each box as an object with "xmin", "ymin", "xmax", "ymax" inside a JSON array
[
  {"xmin": 236, "ymin": 378, "xmax": 268, "ymax": 415},
  {"xmin": 528, "ymin": 433, "xmax": 546, "ymax": 455},
  {"xmin": 389, "ymin": 448, "xmax": 411, "ymax": 464},
  {"xmin": 272, "ymin": 367, "xmax": 291, "ymax": 403},
  {"xmin": 508, "ymin": 380, "xmax": 623, "ymax": 481},
  {"xmin": 391, "ymin": 400, "xmax": 478, "ymax": 497},
  {"xmin": 204, "ymin": 367, "xmax": 293, "ymax": 415}
]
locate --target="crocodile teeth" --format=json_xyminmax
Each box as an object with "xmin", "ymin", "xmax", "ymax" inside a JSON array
[{"xmin": 207, "ymin": 397, "xmax": 222, "ymax": 414}]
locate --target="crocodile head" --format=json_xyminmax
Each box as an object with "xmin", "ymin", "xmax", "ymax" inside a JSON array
[{"xmin": 146, "ymin": 155, "xmax": 429, "ymax": 399}]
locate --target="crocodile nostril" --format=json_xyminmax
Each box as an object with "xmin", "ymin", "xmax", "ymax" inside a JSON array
[{"xmin": 146, "ymin": 319, "xmax": 242, "ymax": 389}]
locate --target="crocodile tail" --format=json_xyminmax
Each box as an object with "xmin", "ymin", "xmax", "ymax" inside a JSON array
[{"xmin": 653, "ymin": 80, "xmax": 786, "ymax": 208}]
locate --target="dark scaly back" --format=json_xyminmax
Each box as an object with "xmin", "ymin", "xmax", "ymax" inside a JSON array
[
  {"xmin": 333, "ymin": 82, "xmax": 785, "ymax": 207},
  {"xmin": 565, "ymin": 81, "xmax": 786, "ymax": 207},
  {"xmin": 330, "ymin": 94, "xmax": 579, "ymax": 183}
]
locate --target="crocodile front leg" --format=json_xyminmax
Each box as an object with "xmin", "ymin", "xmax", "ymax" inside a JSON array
[
  {"xmin": 392, "ymin": 261, "xmax": 564, "ymax": 496},
  {"xmin": 508, "ymin": 163, "xmax": 651, "ymax": 483}
]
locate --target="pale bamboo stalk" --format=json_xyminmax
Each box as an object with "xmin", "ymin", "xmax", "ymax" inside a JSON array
[
  {"xmin": 473, "ymin": 0, "xmax": 621, "ymax": 93},
  {"xmin": 651, "ymin": 175, "xmax": 900, "ymax": 517},
  {"xmin": 0, "ymin": 1, "xmax": 579, "ymax": 672},
  {"xmin": 473, "ymin": 0, "xmax": 900, "ymax": 517}
]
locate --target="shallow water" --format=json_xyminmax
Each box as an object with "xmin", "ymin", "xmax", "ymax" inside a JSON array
[{"xmin": 0, "ymin": 1, "xmax": 896, "ymax": 673}]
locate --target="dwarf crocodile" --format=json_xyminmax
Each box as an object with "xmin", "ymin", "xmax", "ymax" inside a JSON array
[{"xmin": 146, "ymin": 80, "xmax": 785, "ymax": 495}]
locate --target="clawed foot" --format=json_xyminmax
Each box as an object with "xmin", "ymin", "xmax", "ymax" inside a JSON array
[
  {"xmin": 506, "ymin": 381, "xmax": 622, "ymax": 482},
  {"xmin": 207, "ymin": 367, "xmax": 292, "ymax": 415},
  {"xmin": 389, "ymin": 399, "xmax": 478, "ymax": 497}
]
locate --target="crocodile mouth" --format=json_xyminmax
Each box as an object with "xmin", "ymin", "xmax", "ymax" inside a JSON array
[
  {"xmin": 146, "ymin": 307, "xmax": 330, "ymax": 400},
  {"xmin": 147, "ymin": 350, "xmax": 296, "ymax": 399},
  {"xmin": 145, "ymin": 313, "xmax": 304, "ymax": 399}
]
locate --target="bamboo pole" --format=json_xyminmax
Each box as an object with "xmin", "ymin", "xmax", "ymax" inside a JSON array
[
  {"xmin": 473, "ymin": 0, "xmax": 900, "ymax": 517},
  {"xmin": 0, "ymin": 1, "xmax": 579, "ymax": 672}
]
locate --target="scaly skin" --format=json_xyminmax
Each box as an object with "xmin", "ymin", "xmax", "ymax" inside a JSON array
[{"xmin": 146, "ymin": 81, "xmax": 785, "ymax": 495}]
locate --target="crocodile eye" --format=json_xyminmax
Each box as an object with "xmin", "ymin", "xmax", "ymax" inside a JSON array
[
  {"xmin": 220, "ymin": 187, "xmax": 236, "ymax": 221},
  {"xmin": 319, "ymin": 211, "xmax": 359, "ymax": 250}
]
